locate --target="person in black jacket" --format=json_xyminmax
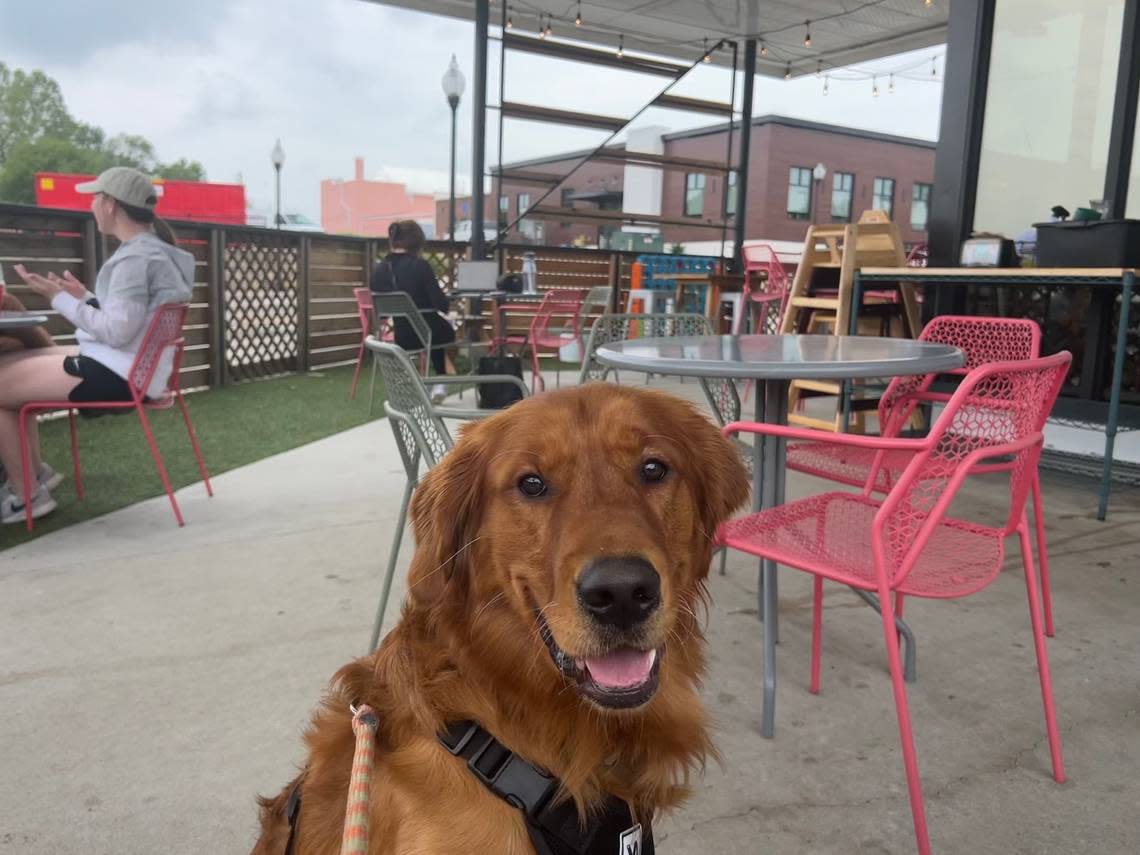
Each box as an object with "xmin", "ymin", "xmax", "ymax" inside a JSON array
[{"xmin": 370, "ymin": 220, "xmax": 456, "ymax": 402}]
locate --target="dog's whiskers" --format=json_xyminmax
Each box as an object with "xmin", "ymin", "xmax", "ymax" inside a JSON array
[{"xmin": 407, "ymin": 535, "xmax": 484, "ymax": 591}]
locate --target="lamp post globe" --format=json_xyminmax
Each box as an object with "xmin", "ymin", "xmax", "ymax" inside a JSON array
[{"xmin": 812, "ymin": 162, "xmax": 826, "ymax": 223}]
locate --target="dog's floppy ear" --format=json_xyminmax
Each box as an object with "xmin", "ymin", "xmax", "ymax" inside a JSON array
[
  {"xmin": 658, "ymin": 395, "xmax": 750, "ymax": 546},
  {"xmin": 405, "ymin": 422, "xmax": 488, "ymax": 609}
]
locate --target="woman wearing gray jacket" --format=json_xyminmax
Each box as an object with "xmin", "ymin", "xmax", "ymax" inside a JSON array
[{"xmin": 1, "ymin": 167, "xmax": 194, "ymax": 523}]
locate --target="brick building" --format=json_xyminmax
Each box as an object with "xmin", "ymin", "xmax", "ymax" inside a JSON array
[
  {"xmin": 438, "ymin": 116, "xmax": 935, "ymax": 250},
  {"xmin": 321, "ymin": 158, "xmax": 437, "ymax": 237}
]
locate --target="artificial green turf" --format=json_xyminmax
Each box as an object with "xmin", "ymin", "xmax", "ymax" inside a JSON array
[{"xmin": 0, "ymin": 364, "xmax": 385, "ymax": 550}]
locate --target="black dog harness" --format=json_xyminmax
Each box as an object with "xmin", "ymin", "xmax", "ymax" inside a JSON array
[{"xmin": 441, "ymin": 720, "xmax": 654, "ymax": 855}]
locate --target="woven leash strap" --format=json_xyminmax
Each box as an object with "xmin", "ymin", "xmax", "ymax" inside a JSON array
[{"xmin": 340, "ymin": 704, "xmax": 380, "ymax": 855}]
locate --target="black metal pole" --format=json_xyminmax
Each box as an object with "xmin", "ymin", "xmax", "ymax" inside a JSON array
[
  {"xmin": 274, "ymin": 164, "xmax": 281, "ymax": 229},
  {"xmin": 448, "ymin": 96, "xmax": 459, "ymax": 242},
  {"xmin": 471, "ymin": 0, "xmax": 490, "ymax": 258},
  {"xmin": 732, "ymin": 39, "xmax": 757, "ymax": 272},
  {"xmin": 1104, "ymin": 0, "xmax": 1140, "ymax": 218}
]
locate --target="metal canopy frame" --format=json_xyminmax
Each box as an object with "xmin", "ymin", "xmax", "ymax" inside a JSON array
[{"xmin": 490, "ymin": 22, "xmax": 741, "ymax": 261}]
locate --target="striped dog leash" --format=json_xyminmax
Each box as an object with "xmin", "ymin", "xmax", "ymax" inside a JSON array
[{"xmin": 341, "ymin": 703, "xmax": 380, "ymax": 855}]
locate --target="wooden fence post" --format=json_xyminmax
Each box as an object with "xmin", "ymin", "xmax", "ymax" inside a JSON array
[
  {"xmin": 298, "ymin": 235, "xmax": 311, "ymax": 372},
  {"xmin": 208, "ymin": 228, "xmax": 226, "ymax": 388}
]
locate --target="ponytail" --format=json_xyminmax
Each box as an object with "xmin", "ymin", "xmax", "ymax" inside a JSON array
[
  {"xmin": 115, "ymin": 198, "xmax": 178, "ymax": 245},
  {"xmin": 152, "ymin": 217, "xmax": 177, "ymax": 246}
]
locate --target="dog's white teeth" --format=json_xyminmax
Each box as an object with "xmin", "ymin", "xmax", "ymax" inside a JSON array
[{"xmin": 648, "ymin": 649, "xmax": 658, "ymax": 666}]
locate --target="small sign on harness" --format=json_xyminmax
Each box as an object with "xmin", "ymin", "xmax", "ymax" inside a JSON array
[{"xmin": 619, "ymin": 823, "xmax": 642, "ymax": 855}]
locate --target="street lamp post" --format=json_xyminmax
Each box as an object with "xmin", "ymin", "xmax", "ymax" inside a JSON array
[
  {"xmin": 812, "ymin": 162, "xmax": 827, "ymax": 224},
  {"xmin": 441, "ymin": 55, "xmax": 466, "ymax": 243},
  {"xmin": 271, "ymin": 139, "xmax": 286, "ymax": 229}
]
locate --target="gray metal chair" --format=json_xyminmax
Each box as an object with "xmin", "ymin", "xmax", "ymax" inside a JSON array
[
  {"xmin": 368, "ymin": 291, "xmax": 492, "ymax": 414},
  {"xmin": 365, "ymin": 338, "xmax": 529, "ymax": 649}
]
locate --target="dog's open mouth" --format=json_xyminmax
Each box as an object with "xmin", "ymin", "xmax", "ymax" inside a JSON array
[{"xmin": 537, "ymin": 613, "xmax": 661, "ymax": 709}]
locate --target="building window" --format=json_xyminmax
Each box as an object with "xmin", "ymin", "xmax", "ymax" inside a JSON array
[
  {"xmin": 560, "ymin": 188, "xmax": 574, "ymax": 226},
  {"xmin": 724, "ymin": 171, "xmax": 738, "ymax": 216},
  {"xmin": 911, "ymin": 183, "xmax": 932, "ymax": 230},
  {"xmin": 518, "ymin": 193, "xmax": 531, "ymax": 214},
  {"xmin": 831, "ymin": 172, "xmax": 854, "ymax": 222},
  {"xmin": 787, "ymin": 167, "xmax": 812, "ymax": 220},
  {"xmin": 872, "ymin": 177, "xmax": 895, "ymax": 219},
  {"xmin": 685, "ymin": 173, "xmax": 706, "ymax": 217},
  {"xmin": 498, "ymin": 195, "xmax": 509, "ymax": 228}
]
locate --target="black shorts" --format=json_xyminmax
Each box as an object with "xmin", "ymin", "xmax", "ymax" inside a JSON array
[{"xmin": 63, "ymin": 355, "xmax": 134, "ymax": 404}]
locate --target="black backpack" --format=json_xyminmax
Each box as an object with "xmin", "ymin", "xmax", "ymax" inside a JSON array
[{"xmin": 476, "ymin": 349, "xmax": 526, "ymax": 409}]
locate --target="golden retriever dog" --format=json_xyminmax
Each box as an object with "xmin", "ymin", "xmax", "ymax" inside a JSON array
[{"xmin": 252, "ymin": 383, "xmax": 749, "ymax": 854}]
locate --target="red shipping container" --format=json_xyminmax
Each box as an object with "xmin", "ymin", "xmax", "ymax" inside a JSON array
[{"xmin": 34, "ymin": 172, "xmax": 246, "ymax": 226}]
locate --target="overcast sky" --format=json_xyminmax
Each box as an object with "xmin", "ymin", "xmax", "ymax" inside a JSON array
[{"xmin": 0, "ymin": 0, "xmax": 945, "ymax": 222}]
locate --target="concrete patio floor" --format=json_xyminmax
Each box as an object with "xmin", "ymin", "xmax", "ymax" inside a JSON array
[{"xmin": 1, "ymin": 374, "xmax": 1138, "ymax": 854}]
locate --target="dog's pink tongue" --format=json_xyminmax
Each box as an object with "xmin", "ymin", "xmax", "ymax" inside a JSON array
[{"xmin": 583, "ymin": 649, "xmax": 656, "ymax": 689}]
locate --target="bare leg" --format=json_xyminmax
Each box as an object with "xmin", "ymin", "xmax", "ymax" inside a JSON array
[{"xmin": 0, "ymin": 350, "xmax": 81, "ymax": 495}]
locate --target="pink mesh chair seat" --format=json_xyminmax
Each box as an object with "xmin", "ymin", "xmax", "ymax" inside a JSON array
[
  {"xmin": 716, "ymin": 351, "xmax": 1071, "ymax": 855},
  {"xmin": 722, "ymin": 492, "xmax": 1003, "ymax": 599},
  {"xmin": 784, "ymin": 315, "xmax": 1060, "ymax": 635},
  {"xmin": 17, "ymin": 303, "xmax": 212, "ymax": 531},
  {"xmin": 349, "ymin": 287, "xmax": 375, "ymax": 400},
  {"xmin": 496, "ymin": 289, "xmax": 587, "ymax": 393}
]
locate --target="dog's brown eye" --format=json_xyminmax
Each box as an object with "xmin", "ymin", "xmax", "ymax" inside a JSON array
[
  {"xmin": 641, "ymin": 459, "xmax": 669, "ymax": 483},
  {"xmin": 518, "ymin": 474, "xmax": 548, "ymax": 497}
]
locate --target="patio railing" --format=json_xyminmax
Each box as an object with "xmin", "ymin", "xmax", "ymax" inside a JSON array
[{"xmin": 0, "ymin": 204, "xmax": 642, "ymax": 389}]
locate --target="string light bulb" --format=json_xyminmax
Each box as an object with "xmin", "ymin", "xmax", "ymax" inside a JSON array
[
  {"xmin": 816, "ymin": 61, "xmax": 823, "ymax": 78},
  {"xmin": 784, "ymin": 63, "xmax": 792, "ymax": 80},
  {"xmin": 539, "ymin": 14, "xmax": 547, "ymax": 38},
  {"xmin": 888, "ymin": 73, "xmax": 895, "ymax": 94},
  {"xmin": 575, "ymin": 1, "xmax": 582, "ymax": 27},
  {"xmin": 703, "ymin": 38, "xmax": 712, "ymax": 62},
  {"xmin": 760, "ymin": 42, "xmax": 768, "ymax": 57},
  {"xmin": 545, "ymin": 16, "xmax": 552, "ymax": 37},
  {"xmin": 872, "ymin": 76, "xmax": 879, "ymax": 97},
  {"xmin": 617, "ymin": 34, "xmax": 624, "ymax": 58},
  {"xmin": 803, "ymin": 21, "xmax": 812, "ymax": 48},
  {"xmin": 506, "ymin": 15, "xmax": 513, "ymax": 29},
  {"xmin": 823, "ymin": 75, "xmax": 830, "ymax": 96},
  {"xmin": 925, "ymin": 0, "xmax": 933, "ymax": 6},
  {"xmin": 931, "ymin": 56, "xmax": 938, "ymax": 78}
]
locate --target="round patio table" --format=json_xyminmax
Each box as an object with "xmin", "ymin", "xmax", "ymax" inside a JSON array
[
  {"xmin": 0, "ymin": 311, "xmax": 49, "ymax": 330},
  {"xmin": 596, "ymin": 334, "xmax": 965, "ymax": 738}
]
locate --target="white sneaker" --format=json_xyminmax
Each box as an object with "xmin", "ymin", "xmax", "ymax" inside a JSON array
[
  {"xmin": 429, "ymin": 384, "xmax": 448, "ymax": 404},
  {"xmin": 1, "ymin": 484, "xmax": 58, "ymax": 525},
  {"xmin": 0, "ymin": 462, "xmax": 63, "ymax": 502}
]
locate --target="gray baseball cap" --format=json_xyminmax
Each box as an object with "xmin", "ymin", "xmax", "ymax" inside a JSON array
[{"xmin": 76, "ymin": 167, "xmax": 158, "ymax": 209}]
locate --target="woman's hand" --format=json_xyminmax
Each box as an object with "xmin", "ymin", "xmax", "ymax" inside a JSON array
[
  {"xmin": 13, "ymin": 264, "xmax": 63, "ymax": 299},
  {"xmin": 58, "ymin": 271, "xmax": 90, "ymax": 299}
]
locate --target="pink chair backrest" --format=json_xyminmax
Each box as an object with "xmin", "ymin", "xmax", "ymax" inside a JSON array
[
  {"xmin": 878, "ymin": 316, "xmax": 1041, "ymax": 436},
  {"xmin": 742, "ymin": 244, "xmax": 789, "ymax": 297},
  {"xmin": 531, "ymin": 289, "xmax": 588, "ymax": 341},
  {"xmin": 882, "ymin": 352, "xmax": 1071, "ymax": 584},
  {"xmin": 128, "ymin": 303, "xmax": 189, "ymax": 400},
  {"xmin": 354, "ymin": 287, "xmax": 374, "ymax": 333}
]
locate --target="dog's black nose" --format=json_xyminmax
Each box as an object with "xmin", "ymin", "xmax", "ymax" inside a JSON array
[{"xmin": 577, "ymin": 557, "xmax": 661, "ymax": 630}]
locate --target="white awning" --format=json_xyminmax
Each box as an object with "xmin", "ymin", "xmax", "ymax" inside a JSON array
[{"xmin": 363, "ymin": 0, "xmax": 947, "ymax": 77}]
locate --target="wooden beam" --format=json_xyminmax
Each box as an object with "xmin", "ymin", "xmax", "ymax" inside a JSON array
[
  {"xmin": 496, "ymin": 168, "xmax": 563, "ymax": 186},
  {"xmin": 503, "ymin": 32, "xmax": 687, "ymax": 78},
  {"xmin": 590, "ymin": 148, "xmax": 733, "ymax": 174},
  {"xmin": 652, "ymin": 93, "xmax": 734, "ymax": 116},
  {"xmin": 528, "ymin": 205, "xmax": 727, "ymax": 231},
  {"xmin": 501, "ymin": 101, "xmax": 627, "ymax": 132}
]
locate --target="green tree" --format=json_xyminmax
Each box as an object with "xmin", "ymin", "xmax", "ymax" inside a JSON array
[
  {"xmin": 0, "ymin": 62, "xmax": 207, "ymax": 203},
  {"xmin": 0, "ymin": 62, "xmax": 78, "ymax": 163},
  {"xmin": 157, "ymin": 158, "xmax": 207, "ymax": 181},
  {"xmin": 0, "ymin": 136, "xmax": 108, "ymax": 204}
]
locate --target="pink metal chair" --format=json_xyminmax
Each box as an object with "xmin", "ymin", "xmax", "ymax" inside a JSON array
[
  {"xmin": 734, "ymin": 243, "xmax": 790, "ymax": 335},
  {"xmin": 906, "ymin": 243, "xmax": 929, "ymax": 267},
  {"xmin": 497, "ymin": 289, "xmax": 587, "ymax": 393},
  {"xmin": 349, "ymin": 287, "xmax": 375, "ymax": 400},
  {"xmin": 718, "ymin": 351, "xmax": 1071, "ymax": 855},
  {"xmin": 786, "ymin": 316, "xmax": 1059, "ymax": 635},
  {"xmin": 17, "ymin": 303, "xmax": 213, "ymax": 531}
]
